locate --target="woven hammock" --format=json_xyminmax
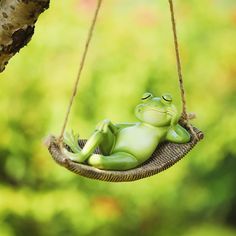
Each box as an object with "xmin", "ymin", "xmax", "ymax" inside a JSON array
[{"xmin": 46, "ymin": 125, "xmax": 203, "ymax": 182}]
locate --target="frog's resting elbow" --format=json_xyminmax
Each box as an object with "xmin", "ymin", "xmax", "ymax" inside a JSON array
[{"xmin": 166, "ymin": 124, "xmax": 191, "ymax": 143}]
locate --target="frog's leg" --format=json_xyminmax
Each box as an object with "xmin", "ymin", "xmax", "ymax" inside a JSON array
[
  {"xmin": 87, "ymin": 152, "xmax": 139, "ymax": 170},
  {"xmin": 63, "ymin": 130, "xmax": 103, "ymax": 162},
  {"xmin": 63, "ymin": 120, "xmax": 117, "ymax": 162},
  {"xmin": 166, "ymin": 124, "xmax": 191, "ymax": 144},
  {"xmin": 96, "ymin": 120, "xmax": 117, "ymax": 155},
  {"xmin": 98, "ymin": 128, "xmax": 116, "ymax": 155}
]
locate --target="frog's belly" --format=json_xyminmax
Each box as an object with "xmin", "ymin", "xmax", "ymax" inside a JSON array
[{"xmin": 112, "ymin": 127, "xmax": 159, "ymax": 161}]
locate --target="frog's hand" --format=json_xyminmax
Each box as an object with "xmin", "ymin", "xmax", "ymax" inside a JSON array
[
  {"xmin": 96, "ymin": 120, "xmax": 136, "ymax": 134},
  {"xmin": 96, "ymin": 119, "xmax": 120, "ymax": 134},
  {"xmin": 166, "ymin": 124, "xmax": 190, "ymax": 144},
  {"xmin": 64, "ymin": 130, "xmax": 81, "ymax": 153},
  {"xmin": 167, "ymin": 106, "xmax": 180, "ymax": 126}
]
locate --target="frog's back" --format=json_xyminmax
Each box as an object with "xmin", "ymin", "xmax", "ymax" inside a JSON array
[{"xmin": 112, "ymin": 124, "xmax": 161, "ymax": 162}]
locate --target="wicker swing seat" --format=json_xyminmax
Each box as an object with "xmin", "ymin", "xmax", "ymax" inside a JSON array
[{"xmin": 46, "ymin": 126, "xmax": 203, "ymax": 182}]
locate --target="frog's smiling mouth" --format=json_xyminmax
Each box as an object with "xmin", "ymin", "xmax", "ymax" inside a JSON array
[{"xmin": 147, "ymin": 108, "xmax": 166, "ymax": 113}]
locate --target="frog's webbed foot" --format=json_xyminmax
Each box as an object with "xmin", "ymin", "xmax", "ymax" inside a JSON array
[
  {"xmin": 63, "ymin": 130, "xmax": 87, "ymax": 162},
  {"xmin": 64, "ymin": 130, "xmax": 81, "ymax": 153}
]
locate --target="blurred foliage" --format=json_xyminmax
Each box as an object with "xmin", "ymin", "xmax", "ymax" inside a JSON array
[{"xmin": 0, "ymin": 0, "xmax": 236, "ymax": 235}]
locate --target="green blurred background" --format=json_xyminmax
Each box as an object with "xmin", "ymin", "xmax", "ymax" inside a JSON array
[{"xmin": 0, "ymin": 0, "xmax": 236, "ymax": 235}]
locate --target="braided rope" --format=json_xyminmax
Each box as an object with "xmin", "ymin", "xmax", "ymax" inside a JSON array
[
  {"xmin": 168, "ymin": 0, "xmax": 199, "ymax": 140},
  {"xmin": 58, "ymin": 0, "xmax": 103, "ymax": 143}
]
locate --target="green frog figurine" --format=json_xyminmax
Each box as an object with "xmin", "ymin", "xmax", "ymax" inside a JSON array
[{"xmin": 63, "ymin": 93, "xmax": 190, "ymax": 170}]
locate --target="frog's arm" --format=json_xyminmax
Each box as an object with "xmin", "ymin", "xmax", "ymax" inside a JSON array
[
  {"xmin": 115, "ymin": 123, "xmax": 136, "ymax": 129},
  {"xmin": 166, "ymin": 124, "xmax": 191, "ymax": 144}
]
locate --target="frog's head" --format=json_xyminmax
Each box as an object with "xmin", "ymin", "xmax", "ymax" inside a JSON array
[{"xmin": 135, "ymin": 92, "xmax": 178, "ymax": 127}]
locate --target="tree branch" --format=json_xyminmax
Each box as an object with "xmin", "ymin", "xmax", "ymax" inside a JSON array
[{"xmin": 0, "ymin": 0, "xmax": 50, "ymax": 72}]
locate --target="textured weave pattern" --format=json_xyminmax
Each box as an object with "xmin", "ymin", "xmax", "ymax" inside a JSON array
[{"xmin": 47, "ymin": 127, "xmax": 203, "ymax": 182}]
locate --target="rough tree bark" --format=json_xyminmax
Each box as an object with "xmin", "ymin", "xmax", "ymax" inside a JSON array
[{"xmin": 0, "ymin": 0, "xmax": 50, "ymax": 72}]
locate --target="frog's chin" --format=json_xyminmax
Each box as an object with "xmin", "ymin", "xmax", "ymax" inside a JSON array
[{"xmin": 137, "ymin": 109, "xmax": 171, "ymax": 127}]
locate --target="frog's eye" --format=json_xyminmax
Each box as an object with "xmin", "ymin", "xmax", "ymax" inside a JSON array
[
  {"xmin": 141, "ymin": 92, "xmax": 153, "ymax": 102},
  {"xmin": 161, "ymin": 94, "xmax": 172, "ymax": 104}
]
